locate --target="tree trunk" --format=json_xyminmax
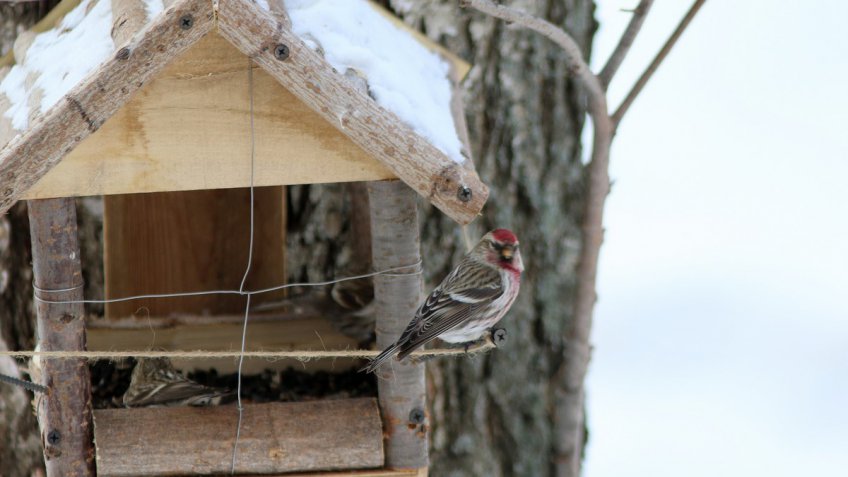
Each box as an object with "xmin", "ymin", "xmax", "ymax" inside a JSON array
[{"xmin": 386, "ymin": 1, "xmax": 596, "ymax": 475}]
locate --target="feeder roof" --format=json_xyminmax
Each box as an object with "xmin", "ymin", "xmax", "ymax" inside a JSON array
[{"xmin": 0, "ymin": 0, "xmax": 487, "ymax": 224}]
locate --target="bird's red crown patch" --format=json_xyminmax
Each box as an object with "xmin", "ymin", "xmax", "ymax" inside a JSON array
[{"xmin": 491, "ymin": 229, "xmax": 518, "ymax": 244}]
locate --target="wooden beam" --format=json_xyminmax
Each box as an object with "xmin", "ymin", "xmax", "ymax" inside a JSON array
[
  {"xmin": 0, "ymin": 0, "xmax": 214, "ymax": 215},
  {"xmin": 111, "ymin": 0, "xmax": 149, "ymax": 46},
  {"xmin": 28, "ymin": 198, "xmax": 95, "ymax": 476},
  {"xmin": 93, "ymin": 399, "xmax": 384, "ymax": 476},
  {"xmin": 217, "ymin": 0, "xmax": 488, "ymax": 225},
  {"xmin": 21, "ymin": 33, "xmax": 394, "ymax": 201},
  {"xmin": 367, "ymin": 180, "xmax": 428, "ymax": 469}
]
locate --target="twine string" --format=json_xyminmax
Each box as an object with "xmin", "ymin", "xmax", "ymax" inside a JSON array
[{"xmin": 0, "ymin": 342, "xmax": 495, "ymax": 361}]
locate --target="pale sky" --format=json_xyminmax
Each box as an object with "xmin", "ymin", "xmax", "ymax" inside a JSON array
[{"xmin": 585, "ymin": 1, "xmax": 848, "ymax": 475}]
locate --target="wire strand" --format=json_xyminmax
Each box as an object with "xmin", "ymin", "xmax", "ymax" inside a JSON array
[{"xmin": 31, "ymin": 261, "xmax": 422, "ymax": 305}]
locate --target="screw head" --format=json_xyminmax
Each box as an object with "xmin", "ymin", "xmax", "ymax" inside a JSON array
[
  {"xmin": 47, "ymin": 430, "xmax": 61, "ymax": 445},
  {"xmin": 409, "ymin": 408, "xmax": 425, "ymax": 425},
  {"xmin": 274, "ymin": 44, "xmax": 290, "ymax": 61},
  {"xmin": 180, "ymin": 14, "xmax": 194, "ymax": 30},
  {"xmin": 457, "ymin": 186, "xmax": 472, "ymax": 202}
]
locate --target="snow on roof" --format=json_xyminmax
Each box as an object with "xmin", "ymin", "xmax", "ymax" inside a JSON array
[
  {"xmin": 0, "ymin": 0, "xmax": 161, "ymax": 134},
  {"xmin": 1, "ymin": 0, "xmax": 114, "ymax": 131},
  {"xmin": 1, "ymin": 0, "xmax": 464, "ymax": 164},
  {"xmin": 281, "ymin": 0, "xmax": 466, "ymax": 163}
]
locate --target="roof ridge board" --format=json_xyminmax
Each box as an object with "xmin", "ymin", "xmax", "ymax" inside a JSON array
[
  {"xmin": 217, "ymin": 0, "xmax": 487, "ymax": 225},
  {"xmin": 0, "ymin": 0, "xmax": 213, "ymax": 215}
]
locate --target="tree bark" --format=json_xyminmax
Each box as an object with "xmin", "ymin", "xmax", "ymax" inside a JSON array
[{"xmin": 386, "ymin": 1, "xmax": 595, "ymax": 475}]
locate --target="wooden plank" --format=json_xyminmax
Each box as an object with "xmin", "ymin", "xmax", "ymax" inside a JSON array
[
  {"xmin": 28, "ymin": 198, "xmax": 95, "ymax": 476},
  {"xmin": 0, "ymin": 0, "xmax": 214, "ymax": 215},
  {"xmin": 367, "ymin": 181, "xmax": 428, "ymax": 469},
  {"xmin": 217, "ymin": 0, "xmax": 487, "ymax": 225},
  {"xmin": 21, "ymin": 33, "xmax": 394, "ymax": 201},
  {"xmin": 102, "ymin": 187, "xmax": 286, "ymax": 319},
  {"xmin": 93, "ymin": 399, "xmax": 384, "ymax": 476},
  {"xmin": 86, "ymin": 313, "xmax": 360, "ymax": 374}
]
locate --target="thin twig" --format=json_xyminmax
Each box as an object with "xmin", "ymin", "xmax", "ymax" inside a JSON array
[
  {"xmin": 612, "ymin": 0, "xmax": 707, "ymax": 127},
  {"xmin": 598, "ymin": 0, "xmax": 654, "ymax": 88}
]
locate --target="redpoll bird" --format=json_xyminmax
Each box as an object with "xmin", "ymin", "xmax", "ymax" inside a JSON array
[
  {"xmin": 122, "ymin": 358, "xmax": 233, "ymax": 407},
  {"xmin": 363, "ymin": 229, "xmax": 524, "ymax": 373}
]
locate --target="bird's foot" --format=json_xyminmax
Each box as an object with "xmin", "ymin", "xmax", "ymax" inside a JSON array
[{"xmin": 489, "ymin": 328, "xmax": 507, "ymax": 347}]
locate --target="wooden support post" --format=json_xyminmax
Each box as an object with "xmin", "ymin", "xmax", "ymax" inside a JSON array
[
  {"xmin": 367, "ymin": 180, "xmax": 428, "ymax": 469},
  {"xmin": 28, "ymin": 198, "xmax": 95, "ymax": 476}
]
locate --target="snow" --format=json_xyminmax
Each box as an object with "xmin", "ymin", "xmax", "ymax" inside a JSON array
[
  {"xmin": 282, "ymin": 0, "xmax": 465, "ymax": 163},
  {"xmin": 0, "ymin": 0, "xmax": 114, "ymax": 131}
]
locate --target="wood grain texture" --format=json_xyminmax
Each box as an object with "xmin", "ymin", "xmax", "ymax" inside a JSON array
[
  {"xmin": 217, "ymin": 0, "xmax": 487, "ymax": 225},
  {"xmin": 22, "ymin": 32, "xmax": 394, "ymax": 200},
  {"xmin": 111, "ymin": 0, "xmax": 149, "ymax": 46},
  {"xmin": 93, "ymin": 399, "xmax": 384, "ymax": 476},
  {"xmin": 367, "ymin": 180, "xmax": 428, "ymax": 469},
  {"xmin": 28, "ymin": 198, "xmax": 95, "ymax": 476},
  {"xmin": 0, "ymin": 0, "xmax": 214, "ymax": 215},
  {"xmin": 102, "ymin": 187, "xmax": 286, "ymax": 319}
]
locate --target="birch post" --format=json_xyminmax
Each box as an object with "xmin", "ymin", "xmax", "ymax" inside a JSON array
[
  {"xmin": 368, "ymin": 180, "xmax": 428, "ymax": 470},
  {"xmin": 28, "ymin": 198, "xmax": 95, "ymax": 476}
]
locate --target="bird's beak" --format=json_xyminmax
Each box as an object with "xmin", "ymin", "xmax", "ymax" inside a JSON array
[{"xmin": 501, "ymin": 247, "xmax": 513, "ymax": 260}]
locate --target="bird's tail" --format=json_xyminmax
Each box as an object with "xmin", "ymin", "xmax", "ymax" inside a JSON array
[{"xmin": 360, "ymin": 342, "xmax": 402, "ymax": 374}]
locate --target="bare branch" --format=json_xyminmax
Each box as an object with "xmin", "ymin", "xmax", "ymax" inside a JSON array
[
  {"xmin": 461, "ymin": 0, "xmax": 607, "ymax": 116},
  {"xmin": 612, "ymin": 0, "xmax": 707, "ymax": 127},
  {"xmin": 598, "ymin": 0, "xmax": 654, "ymax": 88}
]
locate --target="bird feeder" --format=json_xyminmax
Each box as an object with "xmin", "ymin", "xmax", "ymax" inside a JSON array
[{"xmin": 0, "ymin": 0, "xmax": 488, "ymax": 475}]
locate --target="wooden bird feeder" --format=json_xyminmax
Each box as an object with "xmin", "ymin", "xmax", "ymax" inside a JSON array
[{"xmin": 0, "ymin": 0, "xmax": 488, "ymax": 476}]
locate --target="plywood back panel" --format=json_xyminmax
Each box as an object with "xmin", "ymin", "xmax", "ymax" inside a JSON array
[
  {"xmin": 103, "ymin": 187, "xmax": 285, "ymax": 319},
  {"xmin": 22, "ymin": 32, "xmax": 394, "ymax": 200}
]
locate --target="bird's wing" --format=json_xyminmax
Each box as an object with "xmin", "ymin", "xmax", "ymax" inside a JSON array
[
  {"xmin": 123, "ymin": 374, "xmax": 228, "ymax": 407},
  {"xmin": 395, "ymin": 267, "xmax": 503, "ymax": 358}
]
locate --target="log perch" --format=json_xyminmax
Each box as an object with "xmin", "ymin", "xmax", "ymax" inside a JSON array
[
  {"xmin": 93, "ymin": 399, "xmax": 384, "ymax": 476},
  {"xmin": 28, "ymin": 197, "xmax": 95, "ymax": 476}
]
